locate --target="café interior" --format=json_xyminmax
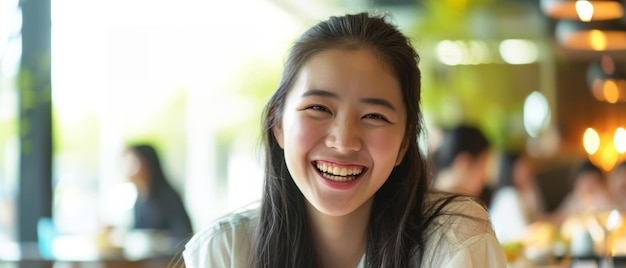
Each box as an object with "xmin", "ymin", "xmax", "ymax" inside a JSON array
[{"xmin": 1, "ymin": 0, "xmax": 626, "ymax": 267}]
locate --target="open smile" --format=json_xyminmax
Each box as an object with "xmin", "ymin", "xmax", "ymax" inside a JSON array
[{"xmin": 313, "ymin": 160, "xmax": 367, "ymax": 182}]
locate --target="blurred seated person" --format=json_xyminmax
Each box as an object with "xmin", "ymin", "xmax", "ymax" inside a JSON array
[
  {"xmin": 549, "ymin": 160, "xmax": 617, "ymax": 227},
  {"xmin": 123, "ymin": 144, "xmax": 193, "ymax": 240},
  {"xmin": 609, "ymin": 161, "xmax": 626, "ymax": 210},
  {"xmin": 490, "ymin": 150, "xmax": 547, "ymax": 244},
  {"xmin": 431, "ymin": 125, "xmax": 493, "ymax": 206}
]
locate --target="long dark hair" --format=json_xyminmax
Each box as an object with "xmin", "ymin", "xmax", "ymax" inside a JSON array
[
  {"xmin": 128, "ymin": 144, "xmax": 175, "ymax": 198},
  {"xmin": 252, "ymin": 12, "xmax": 447, "ymax": 267}
]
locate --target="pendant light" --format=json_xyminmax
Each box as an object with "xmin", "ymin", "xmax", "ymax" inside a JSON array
[
  {"xmin": 541, "ymin": 0, "xmax": 624, "ymax": 21},
  {"xmin": 555, "ymin": 18, "xmax": 626, "ymax": 50},
  {"xmin": 587, "ymin": 55, "xmax": 626, "ymax": 103}
]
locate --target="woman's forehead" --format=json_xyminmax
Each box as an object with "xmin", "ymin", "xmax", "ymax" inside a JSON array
[{"xmin": 297, "ymin": 49, "xmax": 399, "ymax": 90}]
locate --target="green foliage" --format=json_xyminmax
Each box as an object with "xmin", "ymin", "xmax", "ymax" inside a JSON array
[
  {"xmin": 124, "ymin": 88, "xmax": 188, "ymax": 144},
  {"xmin": 414, "ymin": 0, "xmax": 498, "ymax": 39},
  {"xmin": 52, "ymin": 109, "xmax": 100, "ymax": 153},
  {"xmin": 18, "ymin": 65, "xmax": 52, "ymax": 155},
  {"xmin": 220, "ymin": 56, "xmax": 282, "ymax": 142},
  {"xmin": 420, "ymin": 61, "xmax": 533, "ymax": 150},
  {"xmin": 411, "ymin": 1, "xmax": 534, "ymax": 151}
]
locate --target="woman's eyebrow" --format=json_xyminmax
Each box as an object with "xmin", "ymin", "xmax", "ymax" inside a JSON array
[
  {"xmin": 361, "ymin": 97, "xmax": 397, "ymax": 112},
  {"xmin": 301, "ymin": 89, "xmax": 337, "ymax": 99},
  {"xmin": 302, "ymin": 89, "xmax": 397, "ymax": 111}
]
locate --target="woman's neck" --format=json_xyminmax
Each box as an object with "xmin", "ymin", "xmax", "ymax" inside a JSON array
[{"xmin": 306, "ymin": 198, "xmax": 372, "ymax": 268}]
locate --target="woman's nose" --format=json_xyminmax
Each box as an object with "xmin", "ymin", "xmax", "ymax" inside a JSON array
[{"xmin": 325, "ymin": 117, "xmax": 361, "ymax": 153}]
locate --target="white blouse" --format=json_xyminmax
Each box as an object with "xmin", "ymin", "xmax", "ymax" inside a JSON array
[{"xmin": 183, "ymin": 195, "xmax": 507, "ymax": 267}]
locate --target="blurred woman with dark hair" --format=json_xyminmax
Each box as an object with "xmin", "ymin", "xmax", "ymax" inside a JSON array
[{"xmin": 123, "ymin": 144, "xmax": 193, "ymax": 240}]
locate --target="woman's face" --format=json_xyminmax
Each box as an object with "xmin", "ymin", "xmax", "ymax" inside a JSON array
[
  {"xmin": 574, "ymin": 171, "xmax": 604, "ymax": 197},
  {"xmin": 467, "ymin": 151, "xmax": 490, "ymax": 195},
  {"xmin": 273, "ymin": 48, "xmax": 407, "ymax": 217},
  {"xmin": 513, "ymin": 157, "xmax": 533, "ymax": 188},
  {"xmin": 123, "ymin": 150, "xmax": 147, "ymax": 192}
]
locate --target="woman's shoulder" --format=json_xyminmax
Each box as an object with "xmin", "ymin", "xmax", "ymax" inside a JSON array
[
  {"xmin": 187, "ymin": 207, "xmax": 258, "ymax": 246},
  {"xmin": 421, "ymin": 192, "xmax": 506, "ymax": 266},
  {"xmin": 425, "ymin": 192, "xmax": 490, "ymax": 218},
  {"xmin": 423, "ymin": 192, "xmax": 497, "ymax": 247},
  {"xmin": 183, "ymin": 206, "xmax": 258, "ymax": 267}
]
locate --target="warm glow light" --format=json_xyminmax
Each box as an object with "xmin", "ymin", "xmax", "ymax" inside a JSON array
[
  {"xmin": 600, "ymin": 140, "xmax": 619, "ymax": 171},
  {"xmin": 601, "ymin": 55, "xmax": 615, "ymax": 74},
  {"xmin": 615, "ymin": 127, "xmax": 626, "ymax": 153},
  {"xmin": 589, "ymin": 30, "xmax": 608, "ymax": 51},
  {"xmin": 542, "ymin": 0, "xmax": 624, "ymax": 20},
  {"xmin": 576, "ymin": 0, "xmax": 594, "ymax": 22},
  {"xmin": 524, "ymin": 91, "xmax": 551, "ymax": 138},
  {"xmin": 469, "ymin": 40, "xmax": 491, "ymax": 65},
  {"xmin": 584, "ymin": 127, "xmax": 601, "ymax": 154},
  {"xmin": 556, "ymin": 20, "xmax": 626, "ymax": 51},
  {"xmin": 436, "ymin": 40, "xmax": 496, "ymax": 66},
  {"xmin": 437, "ymin": 40, "xmax": 464, "ymax": 66},
  {"xmin": 499, "ymin": 39, "xmax": 539, "ymax": 65},
  {"xmin": 603, "ymin": 80, "xmax": 620, "ymax": 103},
  {"xmin": 588, "ymin": 56, "xmax": 626, "ymax": 103},
  {"xmin": 620, "ymin": 80, "xmax": 626, "ymax": 102},
  {"xmin": 592, "ymin": 79, "xmax": 606, "ymax": 101}
]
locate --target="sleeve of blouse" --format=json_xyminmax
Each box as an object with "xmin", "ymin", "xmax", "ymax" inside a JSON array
[
  {"xmin": 423, "ymin": 196, "xmax": 508, "ymax": 267},
  {"xmin": 182, "ymin": 222, "xmax": 234, "ymax": 268},
  {"xmin": 182, "ymin": 212, "xmax": 254, "ymax": 268},
  {"xmin": 444, "ymin": 233, "xmax": 508, "ymax": 268}
]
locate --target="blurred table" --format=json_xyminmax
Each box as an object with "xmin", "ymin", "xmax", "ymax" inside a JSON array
[
  {"xmin": 0, "ymin": 240, "xmax": 179, "ymax": 268},
  {"xmin": 569, "ymin": 256, "xmax": 626, "ymax": 268},
  {"xmin": 509, "ymin": 256, "xmax": 626, "ymax": 268}
]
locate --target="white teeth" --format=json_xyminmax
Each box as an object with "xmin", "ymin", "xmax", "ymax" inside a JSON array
[
  {"xmin": 315, "ymin": 162, "xmax": 364, "ymax": 182},
  {"xmin": 321, "ymin": 173, "xmax": 355, "ymax": 182}
]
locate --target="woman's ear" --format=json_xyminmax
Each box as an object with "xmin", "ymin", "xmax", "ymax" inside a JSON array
[
  {"xmin": 272, "ymin": 121, "xmax": 285, "ymax": 149},
  {"xmin": 269, "ymin": 105, "xmax": 285, "ymax": 149}
]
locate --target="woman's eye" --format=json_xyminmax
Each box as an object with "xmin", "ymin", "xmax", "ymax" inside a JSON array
[
  {"xmin": 363, "ymin": 113, "xmax": 389, "ymax": 122},
  {"xmin": 307, "ymin": 105, "xmax": 329, "ymax": 112}
]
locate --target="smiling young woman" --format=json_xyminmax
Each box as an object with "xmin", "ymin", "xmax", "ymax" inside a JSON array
[
  {"xmin": 273, "ymin": 48, "xmax": 407, "ymax": 219},
  {"xmin": 181, "ymin": 12, "xmax": 507, "ymax": 268}
]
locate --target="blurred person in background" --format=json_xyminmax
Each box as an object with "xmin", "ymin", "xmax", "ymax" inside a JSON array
[
  {"xmin": 549, "ymin": 160, "xmax": 617, "ymax": 228},
  {"xmin": 431, "ymin": 124, "xmax": 494, "ymax": 207},
  {"xmin": 123, "ymin": 144, "xmax": 193, "ymax": 240},
  {"xmin": 609, "ymin": 161, "xmax": 626, "ymax": 210},
  {"xmin": 489, "ymin": 150, "xmax": 547, "ymax": 244},
  {"xmin": 606, "ymin": 161, "xmax": 626, "ymax": 258}
]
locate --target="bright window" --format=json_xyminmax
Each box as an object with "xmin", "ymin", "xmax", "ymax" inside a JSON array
[
  {"xmin": 51, "ymin": 0, "xmax": 304, "ymax": 233},
  {"xmin": 0, "ymin": 0, "xmax": 20, "ymax": 243}
]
